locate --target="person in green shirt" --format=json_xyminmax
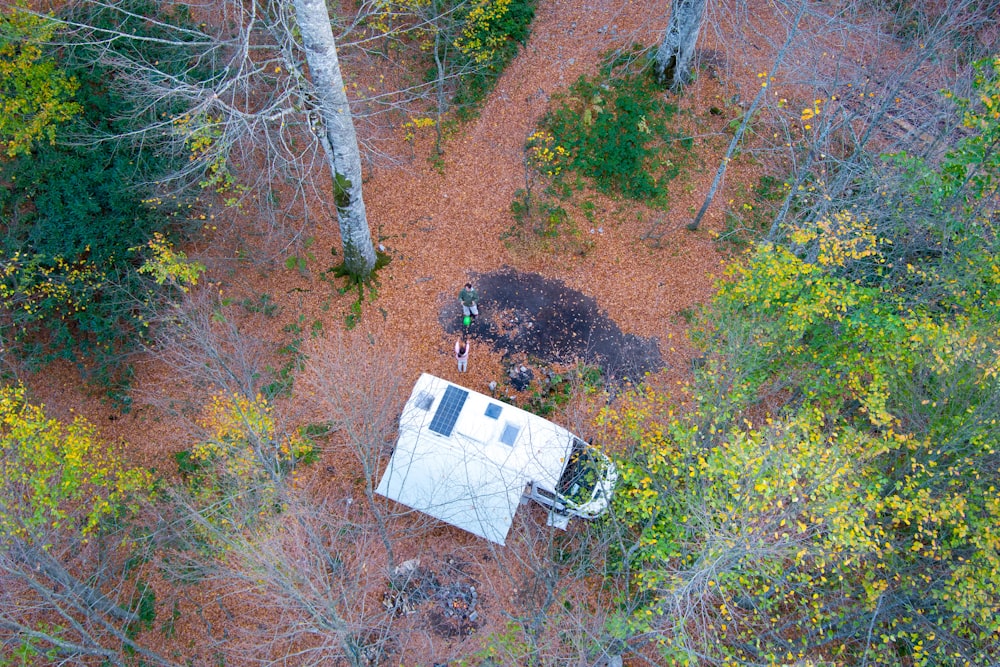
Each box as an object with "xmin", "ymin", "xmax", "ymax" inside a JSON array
[{"xmin": 459, "ymin": 282, "xmax": 479, "ymax": 320}]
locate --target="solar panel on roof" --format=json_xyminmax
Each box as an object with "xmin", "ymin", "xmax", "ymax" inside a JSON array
[
  {"xmin": 428, "ymin": 385, "xmax": 469, "ymax": 437},
  {"xmin": 485, "ymin": 403, "xmax": 502, "ymax": 419}
]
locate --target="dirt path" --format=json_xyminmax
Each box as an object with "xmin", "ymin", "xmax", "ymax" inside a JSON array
[
  {"xmin": 331, "ymin": 0, "xmax": 724, "ymax": 400},
  {"xmin": 23, "ymin": 0, "xmax": 727, "ymax": 466}
]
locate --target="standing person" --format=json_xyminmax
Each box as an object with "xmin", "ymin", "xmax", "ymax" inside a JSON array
[
  {"xmin": 458, "ymin": 282, "xmax": 479, "ymax": 321},
  {"xmin": 455, "ymin": 337, "xmax": 470, "ymax": 372}
]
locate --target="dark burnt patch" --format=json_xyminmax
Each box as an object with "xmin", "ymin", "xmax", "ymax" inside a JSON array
[{"xmin": 442, "ymin": 267, "xmax": 663, "ymax": 384}]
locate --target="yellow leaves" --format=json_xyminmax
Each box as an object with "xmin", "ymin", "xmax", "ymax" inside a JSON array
[
  {"xmin": 800, "ymin": 99, "xmax": 823, "ymax": 126},
  {"xmin": 133, "ymin": 232, "xmax": 205, "ymax": 292},
  {"xmin": 0, "ymin": 383, "xmax": 151, "ymax": 545},
  {"xmin": 0, "ymin": 2, "xmax": 82, "ymax": 156},
  {"xmin": 193, "ymin": 392, "xmax": 314, "ymax": 509},
  {"xmin": 400, "ymin": 116, "xmax": 425, "ymax": 140},
  {"xmin": 454, "ymin": 0, "xmax": 512, "ymax": 64},
  {"xmin": 526, "ymin": 130, "xmax": 568, "ymax": 177},
  {"xmin": 0, "ymin": 250, "xmax": 106, "ymax": 321},
  {"xmin": 790, "ymin": 210, "xmax": 883, "ymax": 268},
  {"xmin": 365, "ymin": 0, "xmax": 432, "ymax": 37}
]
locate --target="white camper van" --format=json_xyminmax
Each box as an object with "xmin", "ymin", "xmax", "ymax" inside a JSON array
[{"xmin": 375, "ymin": 373, "xmax": 617, "ymax": 545}]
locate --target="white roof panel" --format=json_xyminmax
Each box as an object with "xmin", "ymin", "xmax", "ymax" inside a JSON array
[{"xmin": 375, "ymin": 374, "xmax": 575, "ymax": 545}]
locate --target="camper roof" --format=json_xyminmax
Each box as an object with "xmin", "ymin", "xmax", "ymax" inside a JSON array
[{"xmin": 375, "ymin": 373, "xmax": 575, "ymax": 545}]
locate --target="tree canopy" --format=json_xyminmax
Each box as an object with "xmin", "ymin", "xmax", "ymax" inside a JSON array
[
  {"xmin": 603, "ymin": 55, "xmax": 1000, "ymax": 666},
  {"xmin": 0, "ymin": 3, "xmax": 81, "ymax": 157}
]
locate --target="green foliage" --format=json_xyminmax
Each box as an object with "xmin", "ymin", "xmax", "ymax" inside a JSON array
[
  {"xmin": 125, "ymin": 580, "xmax": 157, "ymax": 640},
  {"xmin": 326, "ymin": 248, "xmax": 391, "ymax": 329},
  {"xmin": 241, "ymin": 293, "xmax": 280, "ymax": 317},
  {"xmin": 506, "ymin": 187, "xmax": 593, "ymax": 255},
  {"xmin": 284, "ymin": 236, "xmax": 316, "ymax": 275},
  {"xmin": 602, "ymin": 64, "xmax": 1000, "ymax": 666},
  {"xmin": 174, "ymin": 449, "xmax": 207, "ymax": 478},
  {"xmin": 0, "ymin": 628, "xmax": 62, "ymax": 666},
  {"xmin": 889, "ymin": 55, "xmax": 1000, "ymax": 219},
  {"xmin": 366, "ymin": 0, "xmax": 535, "ymax": 120},
  {"xmin": 0, "ymin": 3, "xmax": 82, "ymax": 156},
  {"xmin": 0, "ymin": 383, "xmax": 153, "ymax": 547},
  {"xmin": 0, "ymin": 0, "xmax": 209, "ymax": 393},
  {"xmin": 262, "ymin": 314, "xmax": 321, "ymax": 400},
  {"xmin": 159, "ymin": 599, "xmax": 181, "ymax": 639},
  {"xmin": 451, "ymin": 0, "xmax": 537, "ymax": 113},
  {"xmin": 462, "ymin": 621, "xmax": 534, "ymax": 665},
  {"xmin": 524, "ymin": 363, "xmax": 603, "ymax": 417},
  {"xmin": 538, "ymin": 60, "xmax": 687, "ymax": 205}
]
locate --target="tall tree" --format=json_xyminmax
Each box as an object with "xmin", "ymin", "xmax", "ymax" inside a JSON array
[
  {"xmin": 687, "ymin": 2, "xmax": 804, "ymax": 231},
  {"xmin": 48, "ymin": 0, "xmax": 393, "ymax": 277},
  {"xmin": 0, "ymin": 384, "xmax": 168, "ymax": 664},
  {"xmin": 654, "ymin": 0, "xmax": 707, "ymax": 90},
  {"xmin": 293, "ymin": 0, "xmax": 377, "ymax": 278},
  {"xmin": 603, "ymin": 56, "xmax": 1000, "ymax": 664}
]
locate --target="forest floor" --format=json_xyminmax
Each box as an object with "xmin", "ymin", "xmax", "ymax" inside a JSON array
[{"xmin": 23, "ymin": 0, "xmax": 789, "ymax": 662}]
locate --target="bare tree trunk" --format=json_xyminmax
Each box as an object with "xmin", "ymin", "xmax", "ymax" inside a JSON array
[
  {"xmin": 293, "ymin": 0, "xmax": 377, "ymax": 279},
  {"xmin": 688, "ymin": 3, "xmax": 805, "ymax": 231},
  {"xmin": 655, "ymin": 0, "xmax": 707, "ymax": 90}
]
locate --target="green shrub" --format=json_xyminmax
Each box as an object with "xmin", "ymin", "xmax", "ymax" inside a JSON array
[
  {"xmin": 524, "ymin": 363, "xmax": 603, "ymax": 417},
  {"xmin": 539, "ymin": 62, "xmax": 688, "ymax": 205},
  {"xmin": 451, "ymin": 0, "xmax": 538, "ymax": 114},
  {"xmin": 0, "ymin": 0, "xmax": 208, "ymax": 396}
]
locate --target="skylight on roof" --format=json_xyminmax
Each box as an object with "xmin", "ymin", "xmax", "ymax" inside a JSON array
[
  {"xmin": 485, "ymin": 403, "xmax": 502, "ymax": 419},
  {"xmin": 499, "ymin": 423, "xmax": 520, "ymax": 447}
]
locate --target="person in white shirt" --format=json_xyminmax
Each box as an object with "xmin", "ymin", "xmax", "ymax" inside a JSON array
[{"xmin": 455, "ymin": 337, "xmax": 470, "ymax": 372}]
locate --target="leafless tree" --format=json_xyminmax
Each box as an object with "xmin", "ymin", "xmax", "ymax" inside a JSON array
[
  {"xmin": 0, "ymin": 536, "xmax": 178, "ymax": 665},
  {"xmin": 160, "ymin": 487, "xmax": 400, "ymax": 667},
  {"xmin": 45, "ymin": 0, "xmax": 486, "ymax": 272},
  {"xmin": 145, "ymin": 290, "xmax": 276, "ymax": 405},
  {"xmin": 299, "ymin": 329, "xmax": 416, "ymax": 570},
  {"xmin": 688, "ymin": 0, "xmax": 806, "ymax": 231},
  {"xmin": 676, "ymin": 0, "xmax": 995, "ymax": 235},
  {"xmin": 136, "ymin": 301, "xmax": 394, "ymax": 664},
  {"xmin": 690, "ymin": 0, "xmax": 998, "ymax": 237}
]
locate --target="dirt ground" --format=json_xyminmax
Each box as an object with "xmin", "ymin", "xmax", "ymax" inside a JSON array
[
  {"xmin": 16, "ymin": 0, "xmax": 801, "ymax": 662},
  {"xmin": 441, "ymin": 268, "xmax": 665, "ymax": 383}
]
